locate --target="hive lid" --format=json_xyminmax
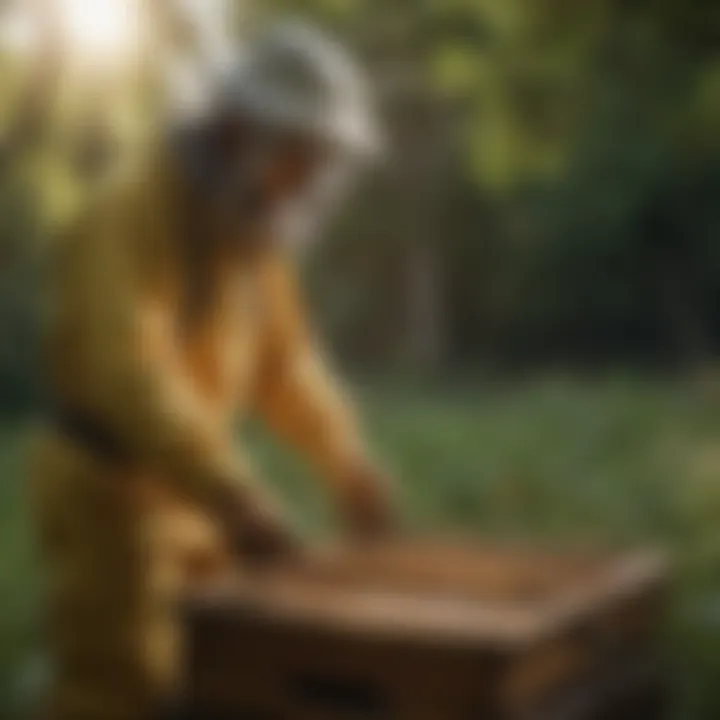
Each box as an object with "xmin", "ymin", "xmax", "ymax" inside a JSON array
[{"xmin": 186, "ymin": 540, "xmax": 668, "ymax": 650}]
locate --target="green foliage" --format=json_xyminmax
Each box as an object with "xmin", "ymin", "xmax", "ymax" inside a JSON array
[
  {"xmin": 0, "ymin": 172, "xmax": 44, "ymax": 414},
  {"xmin": 0, "ymin": 425, "xmax": 41, "ymax": 719}
]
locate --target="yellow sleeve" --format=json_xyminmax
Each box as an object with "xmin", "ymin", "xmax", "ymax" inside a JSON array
[
  {"xmin": 253, "ymin": 255, "xmax": 367, "ymax": 487},
  {"xmin": 74, "ymin": 201, "xmax": 254, "ymax": 509}
]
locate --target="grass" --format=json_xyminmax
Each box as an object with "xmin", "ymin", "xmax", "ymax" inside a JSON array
[{"xmin": 2, "ymin": 376, "xmax": 720, "ymax": 717}]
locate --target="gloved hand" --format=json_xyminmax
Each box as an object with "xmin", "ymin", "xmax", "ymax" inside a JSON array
[{"xmin": 335, "ymin": 463, "xmax": 398, "ymax": 541}]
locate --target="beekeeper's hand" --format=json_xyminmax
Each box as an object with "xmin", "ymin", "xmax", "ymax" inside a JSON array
[{"xmin": 335, "ymin": 463, "xmax": 398, "ymax": 541}]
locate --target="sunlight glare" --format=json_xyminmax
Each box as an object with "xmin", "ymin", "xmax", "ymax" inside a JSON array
[{"xmin": 58, "ymin": 0, "xmax": 140, "ymax": 60}]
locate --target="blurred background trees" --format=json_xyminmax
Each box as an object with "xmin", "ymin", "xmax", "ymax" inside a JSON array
[
  {"xmin": 1, "ymin": 0, "xmax": 719, "ymax": 411},
  {"xmin": 278, "ymin": 0, "xmax": 720, "ymax": 372}
]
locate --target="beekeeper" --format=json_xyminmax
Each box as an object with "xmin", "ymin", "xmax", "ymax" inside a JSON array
[{"xmin": 34, "ymin": 21, "xmax": 395, "ymax": 720}]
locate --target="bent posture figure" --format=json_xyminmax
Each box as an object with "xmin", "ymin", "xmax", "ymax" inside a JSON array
[{"xmin": 34, "ymin": 23, "xmax": 393, "ymax": 720}]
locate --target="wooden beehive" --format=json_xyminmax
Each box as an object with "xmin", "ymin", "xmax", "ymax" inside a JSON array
[{"xmin": 182, "ymin": 540, "xmax": 669, "ymax": 720}]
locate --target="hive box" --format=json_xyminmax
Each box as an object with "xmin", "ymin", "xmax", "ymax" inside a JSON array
[{"xmin": 182, "ymin": 540, "xmax": 668, "ymax": 719}]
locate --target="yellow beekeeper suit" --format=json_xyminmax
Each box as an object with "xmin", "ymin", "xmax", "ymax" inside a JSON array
[{"xmin": 32, "ymin": 144, "xmax": 369, "ymax": 720}]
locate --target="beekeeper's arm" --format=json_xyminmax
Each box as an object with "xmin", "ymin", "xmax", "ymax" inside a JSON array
[
  {"xmin": 253, "ymin": 254, "xmax": 394, "ymax": 535},
  {"xmin": 75, "ymin": 207, "xmax": 292, "ymax": 555}
]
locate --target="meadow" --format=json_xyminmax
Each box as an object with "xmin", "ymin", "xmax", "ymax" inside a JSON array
[{"xmin": 2, "ymin": 376, "xmax": 720, "ymax": 718}]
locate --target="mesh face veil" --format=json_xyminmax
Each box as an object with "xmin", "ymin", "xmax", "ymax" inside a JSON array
[{"xmin": 172, "ymin": 20, "xmax": 381, "ymax": 248}]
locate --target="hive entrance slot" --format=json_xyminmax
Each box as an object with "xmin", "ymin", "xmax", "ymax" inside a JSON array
[{"xmin": 290, "ymin": 672, "xmax": 390, "ymax": 718}]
